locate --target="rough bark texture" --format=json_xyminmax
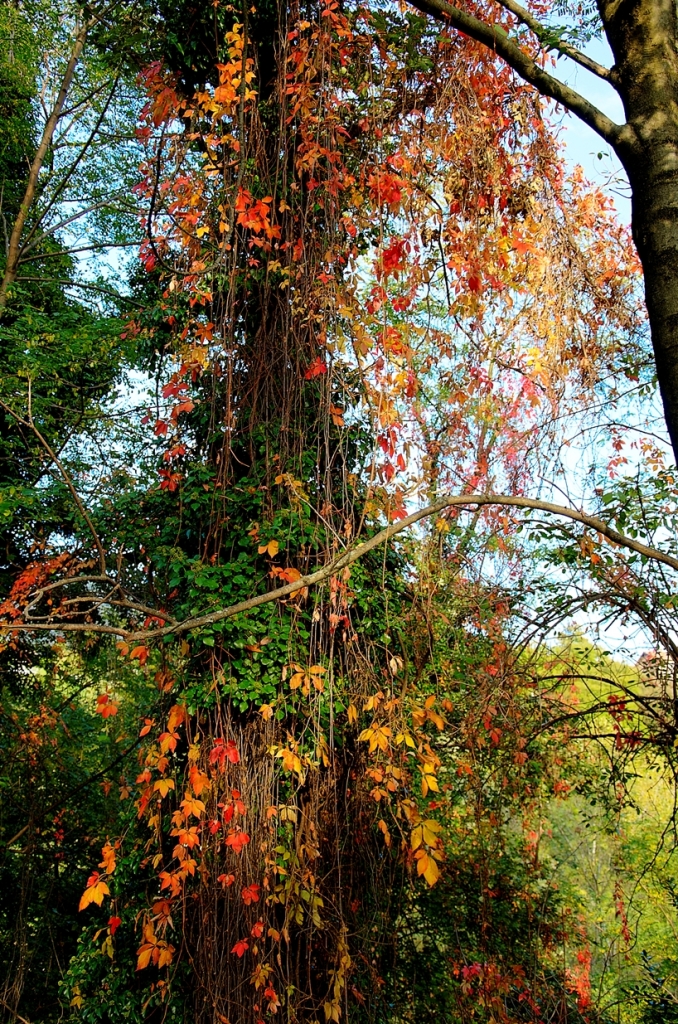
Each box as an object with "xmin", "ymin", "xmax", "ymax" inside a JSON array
[{"xmin": 600, "ymin": 0, "xmax": 678, "ymax": 460}]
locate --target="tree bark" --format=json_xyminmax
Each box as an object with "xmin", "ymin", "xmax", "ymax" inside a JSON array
[{"xmin": 600, "ymin": 0, "xmax": 678, "ymax": 461}]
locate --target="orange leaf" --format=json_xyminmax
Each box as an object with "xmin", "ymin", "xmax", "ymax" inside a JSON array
[
  {"xmin": 129, "ymin": 645, "xmax": 149, "ymax": 665},
  {"xmin": 180, "ymin": 794, "xmax": 206, "ymax": 819},
  {"xmin": 167, "ymin": 704, "xmax": 189, "ymax": 732},
  {"xmin": 99, "ymin": 842, "xmax": 117, "ymax": 875},
  {"xmin": 225, "ymin": 830, "xmax": 250, "ymax": 854},
  {"xmin": 188, "ymin": 764, "xmax": 211, "ymax": 795},
  {"xmin": 78, "ymin": 872, "xmax": 111, "ymax": 911},
  {"xmin": 95, "ymin": 694, "xmax": 118, "ymax": 718}
]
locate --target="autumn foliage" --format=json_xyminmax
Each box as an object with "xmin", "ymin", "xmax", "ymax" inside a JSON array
[{"xmin": 0, "ymin": 2, "xmax": 669, "ymax": 1024}]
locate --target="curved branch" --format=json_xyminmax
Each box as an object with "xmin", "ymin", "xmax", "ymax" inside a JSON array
[{"xmin": 3, "ymin": 493, "xmax": 677, "ymax": 643}]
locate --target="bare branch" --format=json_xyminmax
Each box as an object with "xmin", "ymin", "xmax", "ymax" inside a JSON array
[
  {"xmin": 3, "ymin": 494, "xmax": 677, "ymax": 643},
  {"xmin": 20, "ymin": 200, "xmax": 118, "ymax": 254},
  {"xmin": 18, "ymin": 241, "xmax": 138, "ymax": 264}
]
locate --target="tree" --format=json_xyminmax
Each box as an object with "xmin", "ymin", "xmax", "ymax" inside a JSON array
[
  {"xmin": 403, "ymin": 0, "xmax": 678, "ymax": 463},
  {"xmin": 3, "ymin": 1, "xmax": 678, "ymax": 1022}
]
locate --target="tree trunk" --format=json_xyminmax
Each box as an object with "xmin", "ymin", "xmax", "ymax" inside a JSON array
[
  {"xmin": 626, "ymin": 146, "xmax": 678, "ymax": 459},
  {"xmin": 600, "ymin": 0, "xmax": 678, "ymax": 460},
  {"xmin": 0, "ymin": 20, "xmax": 87, "ymax": 314}
]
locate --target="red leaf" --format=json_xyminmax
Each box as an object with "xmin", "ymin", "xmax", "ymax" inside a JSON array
[
  {"xmin": 231, "ymin": 938, "xmax": 249, "ymax": 957},
  {"xmin": 209, "ymin": 738, "xmax": 240, "ymax": 769},
  {"xmin": 95, "ymin": 694, "xmax": 119, "ymax": 718},
  {"xmin": 241, "ymin": 883, "xmax": 260, "ymax": 905},
  {"xmin": 304, "ymin": 357, "xmax": 327, "ymax": 380},
  {"xmin": 224, "ymin": 830, "xmax": 250, "ymax": 854},
  {"xmin": 109, "ymin": 915, "xmax": 122, "ymax": 936}
]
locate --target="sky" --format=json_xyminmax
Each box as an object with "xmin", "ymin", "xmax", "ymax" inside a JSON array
[{"xmin": 556, "ymin": 38, "xmax": 631, "ymax": 223}]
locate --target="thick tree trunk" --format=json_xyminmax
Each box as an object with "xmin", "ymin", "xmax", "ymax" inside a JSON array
[
  {"xmin": 627, "ymin": 148, "xmax": 678, "ymax": 460},
  {"xmin": 600, "ymin": 0, "xmax": 678, "ymax": 461}
]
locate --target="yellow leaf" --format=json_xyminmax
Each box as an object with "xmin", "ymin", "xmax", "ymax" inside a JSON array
[
  {"xmin": 423, "ymin": 857, "xmax": 440, "ymax": 887},
  {"xmin": 347, "ymin": 704, "xmax": 358, "ymax": 725},
  {"xmin": 259, "ymin": 703, "xmax": 274, "ymax": 720},
  {"xmin": 422, "ymin": 819, "xmax": 442, "ymax": 843},
  {"xmin": 153, "ymin": 778, "xmax": 175, "ymax": 798},
  {"xmin": 79, "ymin": 879, "xmax": 110, "ymax": 911}
]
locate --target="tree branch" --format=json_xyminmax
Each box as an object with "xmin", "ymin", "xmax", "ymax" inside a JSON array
[
  {"xmin": 405, "ymin": 0, "xmax": 626, "ymax": 148},
  {"xmin": 0, "ymin": 398, "xmax": 107, "ymax": 572},
  {"xmin": 20, "ymin": 75, "xmax": 121, "ymax": 250},
  {"xmin": 4, "ymin": 494, "xmax": 677, "ymax": 643},
  {"xmin": 493, "ymin": 0, "xmax": 614, "ymax": 81},
  {"xmin": 2, "ymin": 738, "xmax": 139, "ymax": 850}
]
